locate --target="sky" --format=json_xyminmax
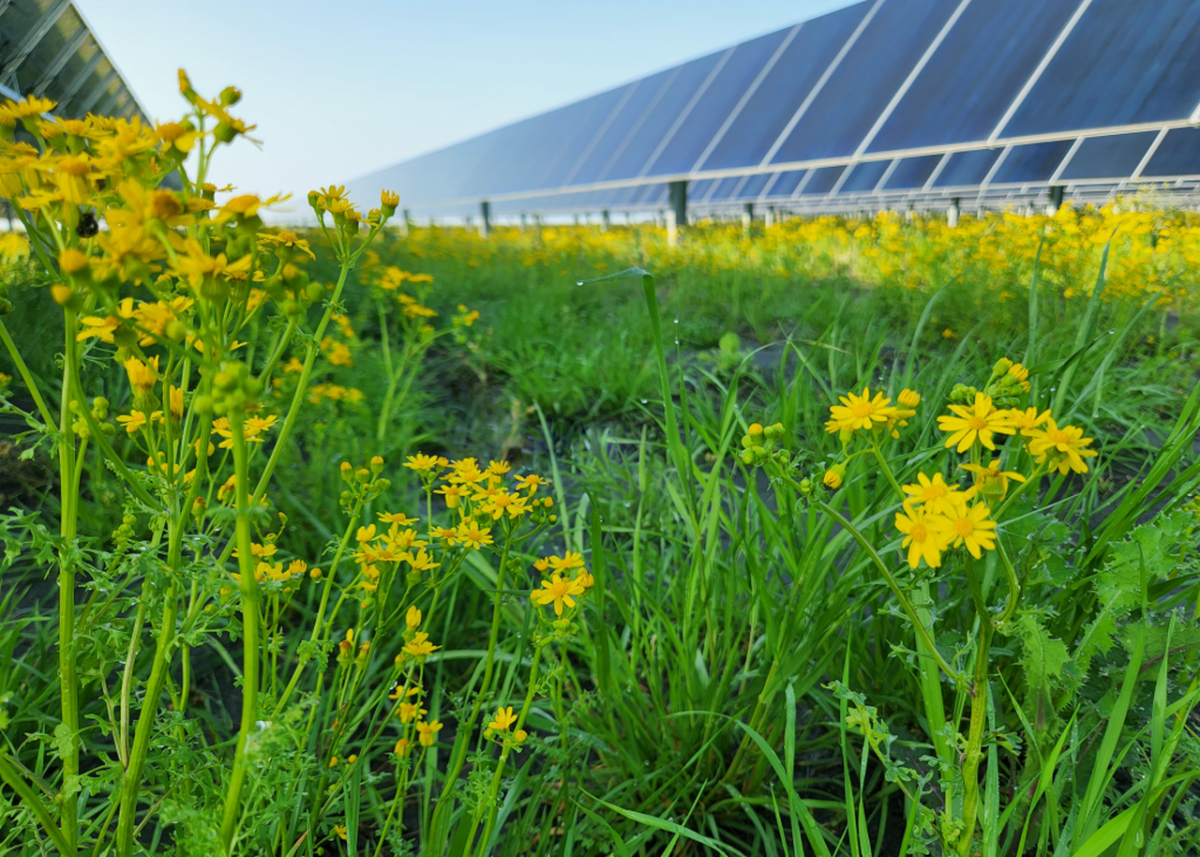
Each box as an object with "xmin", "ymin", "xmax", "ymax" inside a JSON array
[{"xmin": 76, "ymin": 0, "xmax": 852, "ymax": 218}]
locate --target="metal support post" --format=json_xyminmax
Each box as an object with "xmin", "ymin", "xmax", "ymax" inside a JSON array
[
  {"xmin": 601, "ymin": 209, "xmax": 610, "ymax": 231},
  {"xmin": 947, "ymin": 197, "xmax": 960, "ymax": 228},
  {"xmin": 520, "ymin": 213, "xmax": 528, "ymax": 231},
  {"xmin": 479, "ymin": 201, "xmax": 490, "ymax": 237},
  {"xmin": 1046, "ymin": 185, "xmax": 1064, "ymax": 216},
  {"xmin": 667, "ymin": 180, "xmax": 686, "ymax": 246},
  {"xmin": 742, "ymin": 202, "xmax": 754, "ymax": 232}
]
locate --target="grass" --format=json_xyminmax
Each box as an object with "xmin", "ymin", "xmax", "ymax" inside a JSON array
[{"xmin": 3, "ymin": 211, "xmax": 1200, "ymax": 856}]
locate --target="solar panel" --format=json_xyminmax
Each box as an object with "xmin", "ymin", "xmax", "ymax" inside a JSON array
[
  {"xmin": 708, "ymin": 176, "xmax": 743, "ymax": 201},
  {"xmin": 644, "ymin": 28, "xmax": 792, "ymax": 177},
  {"xmin": 1058, "ymin": 132, "xmax": 1158, "ymax": 180},
  {"xmin": 1141, "ymin": 128, "xmax": 1200, "ymax": 177},
  {"xmin": 883, "ymin": 155, "xmax": 943, "ymax": 189},
  {"xmin": 767, "ymin": 170, "xmax": 807, "ymax": 197},
  {"xmin": 567, "ymin": 69, "xmax": 676, "ymax": 186},
  {"xmin": 838, "ymin": 160, "xmax": 891, "ymax": 193},
  {"xmin": 768, "ymin": 0, "xmax": 964, "ymax": 165},
  {"xmin": 348, "ymin": 0, "xmax": 1200, "ymax": 217},
  {"xmin": 696, "ymin": 3, "xmax": 871, "ymax": 171},
  {"xmin": 801, "ymin": 166, "xmax": 846, "ymax": 195},
  {"xmin": 1005, "ymin": 0, "xmax": 1200, "ymax": 137},
  {"xmin": 602, "ymin": 52, "xmax": 725, "ymax": 181},
  {"xmin": 933, "ymin": 149, "xmax": 1003, "ymax": 188},
  {"xmin": 736, "ymin": 173, "xmax": 774, "ymax": 199},
  {"xmin": 866, "ymin": 0, "xmax": 1080, "ymax": 153},
  {"xmin": 991, "ymin": 141, "xmax": 1074, "ymax": 184}
]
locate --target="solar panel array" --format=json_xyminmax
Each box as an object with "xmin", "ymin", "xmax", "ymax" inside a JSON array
[
  {"xmin": 0, "ymin": 0, "xmax": 148, "ymax": 123},
  {"xmin": 349, "ymin": 0, "xmax": 1200, "ymax": 220}
]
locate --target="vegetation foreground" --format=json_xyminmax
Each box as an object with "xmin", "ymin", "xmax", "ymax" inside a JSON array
[{"xmin": 0, "ymin": 76, "xmax": 1198, "ymax": 857}]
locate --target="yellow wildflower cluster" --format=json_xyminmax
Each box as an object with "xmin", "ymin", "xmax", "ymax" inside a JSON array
[{"xmin": 530, "ymin": 551, "xmax": 594, "ymax": 617}]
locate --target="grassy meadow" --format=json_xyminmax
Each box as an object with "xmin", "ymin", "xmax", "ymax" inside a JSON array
[{"xmin": 1, "ymin": 109, "xmax": 1199, "ymax": 857}]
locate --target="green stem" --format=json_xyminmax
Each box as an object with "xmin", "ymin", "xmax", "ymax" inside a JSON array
[
  {"xmin": 814, "ymin": 497, "xmax": 970, "ymax": 694},
  {"xmin": 869, "ymin": 440, "xmax": 906, "ymax": 501},
  {"xmin": 57, "ymin": 310, "xmax": 80, "ymax": 854},
  {"xmin": 0, "ymin": 318, "xmax": 56, "ymax": 428},
  {"xmin": 439, "ymin": 527, "xmax": 514, "ymax": 796},
  {"xmin": 0, "ymin": 752, "xmax": 73, "ymax": 855},
  {"xmin": 473, "ymin": 643, "xmax": 543, "ymax": 854},
  {"xmin": 958, "ymin": 558, "xmax": 993, "ymax": 856},
  {"xmin": 219, "ymin": 408, "xmax": 262, "ymax": 853}
]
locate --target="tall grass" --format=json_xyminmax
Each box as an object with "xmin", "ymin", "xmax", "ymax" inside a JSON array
[{"xmin": 3, "ymin": 215, "xmax": 1199, "ymax": 855}]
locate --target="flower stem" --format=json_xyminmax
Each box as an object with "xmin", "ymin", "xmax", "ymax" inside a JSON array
[{"xmin": 219, "ymin": 408, "xmax": 262, "ymax": 854}]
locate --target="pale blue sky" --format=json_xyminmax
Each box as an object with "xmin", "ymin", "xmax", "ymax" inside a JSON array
[{"xmin": 76, "ymin": 1, "xmax": 852, "ymax": 215}]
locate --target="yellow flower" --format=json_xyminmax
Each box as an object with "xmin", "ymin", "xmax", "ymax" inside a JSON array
[
  {"xmin": 823, "ymin": 466, "xmax": 844, "ymax": 489},
  {"xmin": 116, "ymin": 410, "xmax": 150, "ymax": 434},
  {"xmin": 405, "ymin": 605, "xmax": 421, "ymax": 629},
  {"xmin": 403, "ymin": 632, "xmax": 440, "ymax": 658},
  {"xmin": 168, "ymin": 385, "xmax": 184, "ymax": 422},
  {"xmin": 1007, "ymin": 362, "xmax": 1031, "ymax": 390},
  {"xmin": 454, "ymin": 522, "xmax": 493, "ymax": 550},
  {"xmin": 435, "ymin": 483, "xmax": 465, "ymax": 508},
  {"xmin": 937, "ymin": 393, "xmax": 1014, "ymax": 453},
  {"xmin": 942, "ymin": 500, "xmax": 997, "ymax": 558},
  {"xmin": 897, "ymin": 388, "xmax": 921, "ymax": 408},
  {"xmin": 404, "ymin": 453, "xmax": 446, "ymax": 475},
  {"xmin": 1005, "ymin": 407, "xmax": 1050, "ymax": 433},
  {"xmin": 901, "ymin": 472, "xmax": 962, "ymax": 516},
  {"xmin": 1024, "ymin": 418, "xmax": 1098, "ymax": 474},
  {"xmin": 257, "ymin": 230, "xmax": 316, "ymax": 260},
  {"xmin": 488, "ymin": 706, "xmax": 518, "ymax": 732},
  {"xmin": 547, "ymin": 551, "xmax": 585, "ymax": 573},
  {"xmin": 416, "ymin": 719, "xmax": 443, "ymax": 747},
  {"xmin": 356, "ymin": 524, "xmax": 376, "ymax": 543},
  {"xmin": 531, "ymin": 573, "xmax": 585, "ymax": 616},
  {"xmin": 123, "ymin": 355, "xmax": 158, "ymax": 395},
  {"xmin": 514, "ymin": 473, "xmax": 548, "ymax": 494},
  {"xmin": 398, "ymin": 701, "xmax": 427, "ymax": 723},
  {"xmin": 894, "ymin": 505, "xmax": 953, "ymax": 569},
  {"xmin": 825, "ymin": 387, "xmax": 897, "ymax": 434},
  {"xmin": 405, "ymin": 548, "xmax": 439, "ymax": 573},
  {"xmin": 333, "ymin": 824, "xmax": 347, "ymax": 841},
  {"xmin": 960, "ymin": 460, "xmax": 1026, "ymax": 501},
  {"xmin": 393, "ymin": 738, "xmax": 411, "ymax": 756}
]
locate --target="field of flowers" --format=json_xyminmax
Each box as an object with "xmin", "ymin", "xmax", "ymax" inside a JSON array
[{"xmin": 0, "ymin": 78, "xmax": 1198, "ymax": 857}]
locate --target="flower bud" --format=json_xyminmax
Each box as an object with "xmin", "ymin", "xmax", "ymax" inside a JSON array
[
  {"xmin": 370, "ymin": 455, "xmax": 384, "ymax": 475},
  {"xmin": 823, "ymin": 464, "xmax": 845, "ymax": 490}
]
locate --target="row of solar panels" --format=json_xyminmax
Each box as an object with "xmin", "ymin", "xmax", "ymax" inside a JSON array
[
  {"xmin": 0, "ymin": 0, "xmax": 147, "ymax": 121},
  {"xmin": 350, "ymin": 0, "xmax": 1200, "ymax": 215}
]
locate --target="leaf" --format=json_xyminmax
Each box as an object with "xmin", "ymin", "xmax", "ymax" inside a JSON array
[{"xmin": 1015, "ymin": 613, "xmax": 1072, "ymax": 724}]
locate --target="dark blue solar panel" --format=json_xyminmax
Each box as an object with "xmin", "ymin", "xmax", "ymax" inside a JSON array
[
  {"xmin": 838, "ymin": 160, "xmax": 890, "ymax": 193},
  {"xmin": 709, "ymin": 176, "xmax": 743, "ymax": 200},
  {"xmin": 771, "ymin": 0, "xmax": 963, "ymax": 164},
  {"xmin": 644, "ymin": 27, "xmax": 791, "ymax": 176},
  {"xmin": 519, "ymin": 86, "xmax": 632, "ymax": 191},
  {"xmin": 767, "ymin": 170, "xmax": 806, "ymax": 196},
  {"xmin": 991, "ymin": 141, "xmax": 1073, "ymax": 184},
  {"xmin": 461, "ymin": 98, "xmax": 609, "ymax": 196},
  {"xmin": 884, "ymin": 154, "xmax": 943, "ymax": 189},
  {"xmin": 688, "ymin": 179, "xmax": 715, "ymax": 200},
  {"xmin": 801, "ymin": 166, "xmax": 846, "ymax": 195},
  {"xmin": 736, "ymin": 172, "xmax": 773, "ymax": 198},
  {"xmin": 1059, "ymin": 132, "xmax": 1158, "ymax": 180},
  {"xmin": 567, "ymin": 69, "xmax": 677, "ymax": 186},
  {"xmin": 1006, "ymin": 0, "xmax": 1200, "ymax": 137},
  {"xmin": 1141, "ymin": 128, "xmax": 1200, "ymax": 177},
  {"xmin": 933, "ymin": 149, "xmax": 1001, "ymax": 187},
  {"xmin": 867, "ymin": 0, "xmax": 1078, "ymax": 153},
  {"xmin": 603, "ymin": 52, "xmax": 725, "ymax": 181},
  {"xmin": 698, "ymin": 3, "xmax": 871, "ymax": 170}
]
